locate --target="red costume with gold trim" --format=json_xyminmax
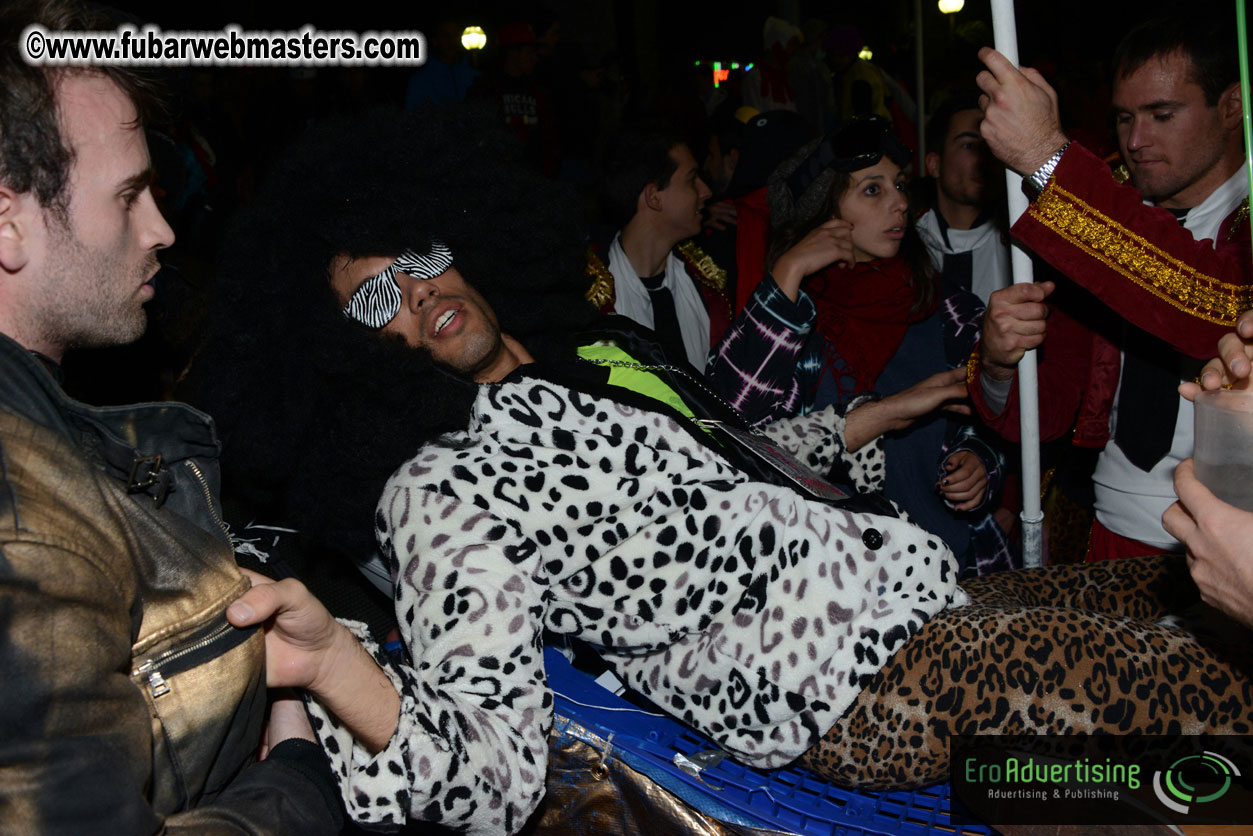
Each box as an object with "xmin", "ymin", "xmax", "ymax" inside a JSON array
[{"xmin": 971, "ymin": 142, "xmax": 1252, "ymax": 449}]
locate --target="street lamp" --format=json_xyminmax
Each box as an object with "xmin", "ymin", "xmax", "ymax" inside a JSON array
[
  {"xmin": 461, "ymin": 26, "xmax": 486, "ymax": 50},
  {"xmin": 938, "ymin": 0, "xmax": 964, "ymax": 12}
]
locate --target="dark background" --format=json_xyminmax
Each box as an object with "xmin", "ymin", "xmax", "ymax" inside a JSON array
[{"xmin": 60, "ymin": 0, "xmax": 1244, "ymax": 403}]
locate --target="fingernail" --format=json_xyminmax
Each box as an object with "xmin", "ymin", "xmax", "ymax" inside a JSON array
[
  {"xmin": 942, "ymin": 479, "xmax": 949, "ymax": 486},
  {"xmin": 228, "ymin": 601, "xmax": 253, "ymax": 622}
]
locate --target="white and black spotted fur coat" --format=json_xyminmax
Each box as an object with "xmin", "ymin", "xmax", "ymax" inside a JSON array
[{"xmin": 307, "ymin": 375, "xmax": 965, "ymax": 834}]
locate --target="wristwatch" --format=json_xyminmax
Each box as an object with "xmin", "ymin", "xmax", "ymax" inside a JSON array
[{"xmin": 1023, "ymin": 141, "xmax": 1071, "ymax": 201}]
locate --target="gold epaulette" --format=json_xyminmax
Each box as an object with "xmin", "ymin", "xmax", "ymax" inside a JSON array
[
  {"xmin": 1029, "ymin": 185, "xmax": 1253, "ymax": 326},
  {"xmin": 584, "ymin": 246, "xmax": 615, "ymax": 310},
  {"xmin": 676, "ymin": 240, "xmax": 732, "ymax": 318}
]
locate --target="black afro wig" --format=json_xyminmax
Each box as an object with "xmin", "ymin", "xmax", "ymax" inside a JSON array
[{"xmin": 186, "ymin": 103, "xmax": 596, "ymax": 561}]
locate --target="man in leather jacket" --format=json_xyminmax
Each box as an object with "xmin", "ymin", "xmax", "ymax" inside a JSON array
[{"xmin": 0, "ymin": 2, "xmax": 340, "ymax": 832}]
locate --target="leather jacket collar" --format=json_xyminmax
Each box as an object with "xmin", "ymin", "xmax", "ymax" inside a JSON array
[{"xmin": 0, "ymin": 332, "xmax": 229, "ymax": 543}]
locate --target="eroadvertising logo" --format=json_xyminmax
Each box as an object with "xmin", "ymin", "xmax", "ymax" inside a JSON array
[
  {"xmin": 951, "ymin": 736, "xmax": 1253, "ymax": 827},
  {"xmin": 1152, "ymin": 750, "xmax": 1240, "ymax": 815}
]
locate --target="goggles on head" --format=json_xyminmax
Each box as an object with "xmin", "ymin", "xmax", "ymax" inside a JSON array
[
  {"xmin": 786, "ymin": 116, "xmax": 912, "ymax": 203},
  {"xmin": 341, "ymin": 241, "xmax": 454, "ymax": 328}
]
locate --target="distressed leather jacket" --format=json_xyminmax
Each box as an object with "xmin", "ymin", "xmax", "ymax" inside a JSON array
[{"xmin": 0, "ymin": 333, "xmax": 340, "ymax": 835}]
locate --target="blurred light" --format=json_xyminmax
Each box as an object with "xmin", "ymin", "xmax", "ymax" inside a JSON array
[
  {"xmin": 858, "ymin": 46, "xmax": 873, "ymax": 60},
  {"xmin": 744, "ymin": 62, "xmax": 754, "ymax": 71},
  {"xmin": 461, "ymin": 26, "xmax": 486, "ymax": 50},
  {"xmin": 712, "ymin": 60, "xmax": 729, "ymax": 88},
  {"xmin": 938, "ymin": 0, "xmax": 964, "ymax": 12},
  {"xmin": 694, "ymin": 60, "xmax": 701, "ymax": 66},
  {"xmin": 730, "ymin": 62, "xmax": 739, "ymax": 69}
]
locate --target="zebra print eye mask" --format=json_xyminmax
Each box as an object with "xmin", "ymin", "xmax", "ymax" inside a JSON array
[{"xmin": 341, "ymin": 242, "xmax": 454, "ymax": 328}]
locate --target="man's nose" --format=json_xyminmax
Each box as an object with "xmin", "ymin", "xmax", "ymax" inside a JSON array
[
  {"xmin": 1124, "ymin": 117, "xmax": 1148, "ymax": 151},
  {"xmin": 401, "ymin": 273, "xmax": 438, "ymax": 310},
  {"xmin": 138, "ymin": 189, "xmax": 174, "ymax": 250},
  {"xmin": 697, "ymin": 176, "xmax": 713, "ymax": 202}
]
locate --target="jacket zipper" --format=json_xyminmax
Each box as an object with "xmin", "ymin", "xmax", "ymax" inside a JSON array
[
  {"xmin": 183, "ymin": 459, "xmax": 231, "ymax": 541},
  {"xmin": 131, "ymin": 619, "xmax": 254, "ymax": 699}
]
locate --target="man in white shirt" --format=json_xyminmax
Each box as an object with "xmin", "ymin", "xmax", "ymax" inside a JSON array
[
  {"xmin": 916, "ymin": 94, "xmax": 1010, "ymax": 305},
  {"xmin": 587, "ymin": 131, "xmax": 731, "ymax": 371}
]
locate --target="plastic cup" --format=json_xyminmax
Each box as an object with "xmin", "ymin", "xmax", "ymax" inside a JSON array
[{"xmin": 1193, "ymin": 389, "xmax": 1253, "ymax": 510}]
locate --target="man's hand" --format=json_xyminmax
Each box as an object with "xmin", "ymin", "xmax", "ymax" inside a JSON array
[
  {"xmin": 1180, "ymin": 309, "xmax": 1253, "ymax": 399},
  {"xmin": 259, "ymin": 690, "xmax": 317, "ymax": 760},
  {"xmin": 1162, "ymin": 459, "xmax": 1253, "ymax": 628},
  {"xmin": 980, "ymin": 281, "xmax": 1055, "ymax": 380},
  {"xmin": 229, "ymin": 569, "xmax": 401, "ymax": 754},
  {"xmin": 975, "ymin": 47, "xmax": 1069, "ymax": 175},
  {"xmin": 228, "ymin": 570, "xmax": 344, "ymax": 693},
  {"xmin": 772, "ymin": 218, "xmax": 855, "ymax": 301},
  {"xmin": 846, "ymin": 367, "xmax": 970, "ymax": 450},
  {"xmin": 704, "ymin": 200, "xmax": 738, "ymax": 232},
  {"xmin": 939, "ymin": 450, "xmax": 989, "ymax": 511}
]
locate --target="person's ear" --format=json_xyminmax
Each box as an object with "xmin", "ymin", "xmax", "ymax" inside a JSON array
[
  {"xmin": 0, "ymin": 186, "xmax": 33, "ymax": 274},
  {"xmin": 924, "ymin": 151, "xmax": 941, "ymax": 179},
  {"xmin": 1217, "ymin": 82, "xmax": 1242, "ymax": 130},
  {"xmin": 642, "ymin": 182, "xmax": 664, "ymax": 212}
]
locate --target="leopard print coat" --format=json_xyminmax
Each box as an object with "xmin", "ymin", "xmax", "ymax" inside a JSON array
[{"xmin": 307, "ymin": 375, "xmax": 966, "ymax": 834}]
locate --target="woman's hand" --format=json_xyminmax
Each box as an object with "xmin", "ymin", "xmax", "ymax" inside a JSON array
[
  {"xmin": 772, "ymin": 218, "xmax": 855, "ymax": 301},
  {"xmin": 938, "ymin": 450, "xmax": 988, "ymax": 511},
  {"xmin": 845, "ymin": 367, "xmax": 970, "ymax": 450}
]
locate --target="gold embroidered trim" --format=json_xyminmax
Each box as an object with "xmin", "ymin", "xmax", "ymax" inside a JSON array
[
  {"xmin": 1030, "ymin": 185, "xmax": 1253, "ymax": 326},
  {"xmin": 965, "ymin": 347, "xmax": 981, "ymax": 387},
  {"xmin": 584, "ymin": 247, "xmax": 615, "ymax": 310},
  {"xmin": 676, "ymin": 240, "xmax": 731, "ymax": 317}
]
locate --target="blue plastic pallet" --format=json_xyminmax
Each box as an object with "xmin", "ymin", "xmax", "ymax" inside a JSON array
[{"xmin": 546, "ymin": 646, "xmax": 993, "ymax": 836}]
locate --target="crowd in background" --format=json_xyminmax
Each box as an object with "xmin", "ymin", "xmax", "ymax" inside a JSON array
[{"xmin": 59, "ymin": 5, "xmax": 1121, "ymax": 406}]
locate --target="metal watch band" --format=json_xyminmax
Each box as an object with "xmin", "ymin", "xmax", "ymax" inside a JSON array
[{"xmin": 1025, "ymin": 140, "xmax": 1072, "ymax": 200}]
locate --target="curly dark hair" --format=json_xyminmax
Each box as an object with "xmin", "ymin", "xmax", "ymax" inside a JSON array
[{"xmin": 185, "ymin": 103, "xmax": 595, "ymax": 561}]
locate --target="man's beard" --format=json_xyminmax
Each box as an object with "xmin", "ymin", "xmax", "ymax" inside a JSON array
[{"xmin": 38, "ymin": 217, "xmax": 155, "ymax": 352}]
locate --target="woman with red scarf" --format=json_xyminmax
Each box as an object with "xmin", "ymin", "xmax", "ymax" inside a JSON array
[{"xmin": 708, "ymin": 117, "xmax": 1013, "ymax": 575}]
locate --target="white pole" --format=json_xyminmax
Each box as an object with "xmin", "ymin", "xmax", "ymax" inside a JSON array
[{"xmin": 989, "ymin": 0, "xmax": 1044, "ymax": 568}]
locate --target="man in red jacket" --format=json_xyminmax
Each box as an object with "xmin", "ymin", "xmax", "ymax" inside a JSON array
[{"xmin": 971, "ymin": 11, "xmax": 1250, "ymax": 562}]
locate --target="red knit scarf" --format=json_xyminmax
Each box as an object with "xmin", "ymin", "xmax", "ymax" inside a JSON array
[{"xmin": 808, "ymin": 256, "xmax": 936, "ymax": 397}]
